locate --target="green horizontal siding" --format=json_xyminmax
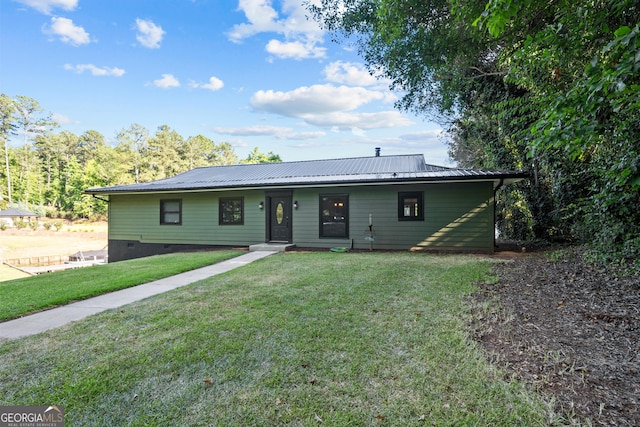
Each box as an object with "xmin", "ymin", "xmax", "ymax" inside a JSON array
[
  {"xmin": 290, "ymin": 182, "xmax": 494, "ymax": 251},
  {"xmin": 108, "ymin": 181, "xmax": 495, "ymax": 252},
  {"xmin": 109, "ymin": 191, "xmax": 266, "ymax": 246}
]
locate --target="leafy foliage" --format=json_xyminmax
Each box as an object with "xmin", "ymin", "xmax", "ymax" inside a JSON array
[
  {"xmin": 309, "ymin": 0, "xmax": 640, "ymax": 260},
  {"xmin": 531, "ymin": 24, "xmax": 640, "ymax": 259},
  {"xmin": 241, "ymin": 146, "xmax": 282, "ymax": 164},
  {"xmin": 0, "ymin": 95, "xmax": 280, "ymax": 220}
]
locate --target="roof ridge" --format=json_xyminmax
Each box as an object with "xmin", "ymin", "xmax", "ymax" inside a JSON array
[
  {"xmin": 188, "ymin": 153, "xmax": 425, "ymax": 171},
  {"xmin": 424, "ymin": 163, "xmax": 454, "ymax": 169}
]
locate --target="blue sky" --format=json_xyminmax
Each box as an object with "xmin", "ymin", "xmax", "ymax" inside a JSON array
[{"xmin": 0, "ymin": 0, "xmax": 452, "ymax": 164}]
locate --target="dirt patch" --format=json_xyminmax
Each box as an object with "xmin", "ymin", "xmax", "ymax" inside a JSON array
[
  {"xmin": 1, "ymin": 226, "xmax": 107, "ymax": 258},
  {"xmin": 470, "ymin": 247, "xmax": 640, "ymax": 425}
]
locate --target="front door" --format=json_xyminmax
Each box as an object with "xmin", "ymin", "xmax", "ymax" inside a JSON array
[{"xmin": 267, "ymin": 192, "xmax": 292, "ymax": 242}]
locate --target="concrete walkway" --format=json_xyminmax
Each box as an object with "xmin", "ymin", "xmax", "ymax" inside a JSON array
[{"xmin": 0, "ymin": 251, "xmax": 276, "ymax": 341}]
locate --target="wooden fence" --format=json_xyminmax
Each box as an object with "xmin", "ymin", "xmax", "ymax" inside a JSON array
[{"xmin": 2, "ymin": 255, "xmax": 70, "ymax": 267}]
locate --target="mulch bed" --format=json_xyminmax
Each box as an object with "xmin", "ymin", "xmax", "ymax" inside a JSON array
[{"xmin": 469, "ymin": 245, "xmax": 640, "ymax": 425}]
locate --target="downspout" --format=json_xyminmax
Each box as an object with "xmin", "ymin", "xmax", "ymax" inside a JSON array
[{"xmin": 493, "ymin": 179, "xmax": 504, "ymax": 249}]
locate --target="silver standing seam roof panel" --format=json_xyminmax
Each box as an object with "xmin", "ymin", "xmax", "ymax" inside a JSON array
[{"xmin": 85, "ymin": 154, "xmax": 527, "ymax": 194}]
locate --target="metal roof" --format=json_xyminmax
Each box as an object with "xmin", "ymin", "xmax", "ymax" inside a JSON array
[
  {"xmin": 85, "ymin": 154, "xmax": 528, "ymax": 194},
  {"xmin": 0, "ymin": 208, "xmax": 39, "ymax": 217}
]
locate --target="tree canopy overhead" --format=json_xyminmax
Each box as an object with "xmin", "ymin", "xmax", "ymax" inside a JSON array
[{"xmin": 309, "ymin": 0, "xmax": 640, "ymax": 261}]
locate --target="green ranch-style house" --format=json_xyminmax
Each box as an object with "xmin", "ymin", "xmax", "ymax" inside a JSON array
[{"xmin": 85, "ymin": 151, "xmax": 527, "ymax": 262}]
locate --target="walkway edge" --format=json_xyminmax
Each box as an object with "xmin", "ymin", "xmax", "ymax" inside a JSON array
[{"xmin": 0, "ymin": 251, "xmax": 275, "ymax": 341}]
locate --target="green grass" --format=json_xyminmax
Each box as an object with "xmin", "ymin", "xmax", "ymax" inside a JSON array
[
  {"xmin": 0, "ymin": 264, "xmax": 29, "ymax": 282},
  {"xmin": 0, "ymin": 250, "xmax": 243, "ymax": 321},
  {"xmin": 0, "ymin": 253, "xmax": 559, "ymax": 426}
]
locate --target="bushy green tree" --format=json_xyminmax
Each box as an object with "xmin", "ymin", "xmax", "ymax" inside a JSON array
[
  {"xmin": 145, "ymin": 125, "xmax": 186, "ymax": 180},
  {"xmin": 310, "ymin": 0, "xmax": 640, "ymax": 259},
  {"xmin": 241, "ymin": 147, "xmax": 282, "ymax": 164},
  {"xmin": 0, "ymin": 94, "xmax": 17, "ymax": 204},
  {"xmin": 116, "ymin": 123, "xmax": 149, "ymax": 184},
  {"xmin": 1, "ymin": 96, "xmax": 280, "ymax": 220}
]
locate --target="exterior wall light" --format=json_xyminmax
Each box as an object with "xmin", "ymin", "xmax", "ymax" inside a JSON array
[
  {"xmin": 293, "ymin": 201, "xmax": 299, "ymax": 209},
  {"xmin": 259, "ymin": 201, "xmax": 264, "ymax": 209}
]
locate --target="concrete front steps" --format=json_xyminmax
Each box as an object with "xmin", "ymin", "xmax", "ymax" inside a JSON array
[{"xmin": 249, "ymin": 243, "xmax": 296, "ymax": 252}]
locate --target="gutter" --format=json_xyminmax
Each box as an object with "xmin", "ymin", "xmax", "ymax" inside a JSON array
[
  {"xmin": 84, "ymin": 172, "xmax": 529, "ymax": 196},
  {"xmin": 92, "ymin": 194, "xmax": 109, "ymax": 203}
]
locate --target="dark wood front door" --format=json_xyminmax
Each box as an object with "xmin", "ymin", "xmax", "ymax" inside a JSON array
[{"xmin": 267, "ymin": 192, "xmax": 292, "ymax": 242}]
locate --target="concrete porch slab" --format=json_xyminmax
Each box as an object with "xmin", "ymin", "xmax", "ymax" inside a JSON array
[{"xmin": 249, "ymin": 243, "xmax": 296, "ymax": 252}]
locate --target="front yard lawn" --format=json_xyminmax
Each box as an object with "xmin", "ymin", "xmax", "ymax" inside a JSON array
[
  {"xmin": 0, "ymin": 252, "xmax": 560, "ymax": 425},
  {"xmin": 0, "ymin": 250, "xmax": 244, "ymax": 321}
]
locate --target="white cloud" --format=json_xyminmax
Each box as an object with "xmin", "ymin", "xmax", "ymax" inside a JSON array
[
  {"xmin": 190, "ymin": 76, "xmax": 224, "ymax": 91},
  {"xmin": 251, "ymin": 84, "xmax": 387, "ymax": 116},
  {"xmin": 214, "ymin": 125, "xmax": 290, "ymax": 136},
  {"xmin": 14, "ymin": 0, "xmax": 77, "ymax": 14},
  {"xmin": 250, "ymin": 84, "xmax": 411, "ymax": 131},
  {"xmin": 64, "ymin": 64, "xmax": 125, "ymax": 77},
  {"xmin": 152, "ymin": 74, "xmax": 180, "ymax": 89},
  {"xmin": 301, "ymin": 111, "xmax": 414, "ymax": 130},
  {"xmin": 351, "ymin": 127, "xmax": 366, "ymax": 137},
  {"xmin": 400, "ymin": 129, "xmax": 444, "ymax": 142},
  {"xmin": 135, "ymin": 18, "xmax": 165, "ymax": 49},
  {"xmin": 213, "ymin": 125, "xmax": 325, "ymax": 140},
  {"xmin": 51, "ymin": 112, "xmax": 76, "ymax": 124},
  {"xmin": 324, "ymin": 61, "xmax": 384, "ymax": 86},
  {"xmin": 389, "ymin": 130, "xmax": 451, "ymax": 164},
  {"xmin": 44, "ymin": 17, "xmax": 90, "ymax": 46},
  {"xmin": 282, "ymin": 131, "xmax": 326, "ymax": 140},
  {"xmin": 228, "ymin": 0, "xmax": 326, "ymax": 60},
  {"xmin": 265, "ymin": 39, "xmax": 326, "ymax": 60},
  {"xmin": 227, "ymin": 0, "xmax": 282, "ymax": 41},
  {"xmin": 202, "ymin": 77, "xmax": 224, "ymax": 91},
  {"xmin": 278, "ymin": 0, "xmax": 324, "ymax": 40}
]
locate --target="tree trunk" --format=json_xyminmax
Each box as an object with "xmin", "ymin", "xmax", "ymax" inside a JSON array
[{"xmin": 4, "ymin": 140, "xmax": 11, "ymax": 204}]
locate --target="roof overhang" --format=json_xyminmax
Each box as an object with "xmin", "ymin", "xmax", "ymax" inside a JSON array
[
  {"xmin": 85, "ymin": 172, "xmax": 528, "ymax": 197},
  {"xmin": 85, "ymin": 154, "xmax": 529, "ymax": 197}
]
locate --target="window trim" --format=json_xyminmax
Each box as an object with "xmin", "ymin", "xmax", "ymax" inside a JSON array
[
  {"xmin": 319, "ymin": 193, "xmax": 349, "ymax": 238},
  {"xmin": 398, "ymin": 191, "xmax": 424, "ymax": 221},
  {"xmin": 219, "ymin": 197, "xmax": 244, "ymax": 226},
  {"xmin": 160, "ymin": 199, "xmax": 182, "ymax": 225}
]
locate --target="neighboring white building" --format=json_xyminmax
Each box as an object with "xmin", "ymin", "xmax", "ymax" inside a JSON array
[{"xmin": 0, "ymin": 208, "xmax": 39, "ymax": 227}]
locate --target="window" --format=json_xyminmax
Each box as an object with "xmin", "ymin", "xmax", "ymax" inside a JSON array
[
  {"xmin": 398, "ymin": 192, "xmax": 424, "ymax": 221},
  {"xmin": 160, "ymin": 199, "xmax": 182, "ymax": 225},
  {"xmin": 219, "ymin": 197, "xmax": 244, "ymax": 225},
  {"xmin": 320, "ymin": 194, "xmax": 349, "ymax": 238}
]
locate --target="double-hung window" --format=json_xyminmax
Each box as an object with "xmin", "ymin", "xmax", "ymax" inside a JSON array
[{"xmin": 160, "ymin": 199, "xmax": 182, "ymax": 225}]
